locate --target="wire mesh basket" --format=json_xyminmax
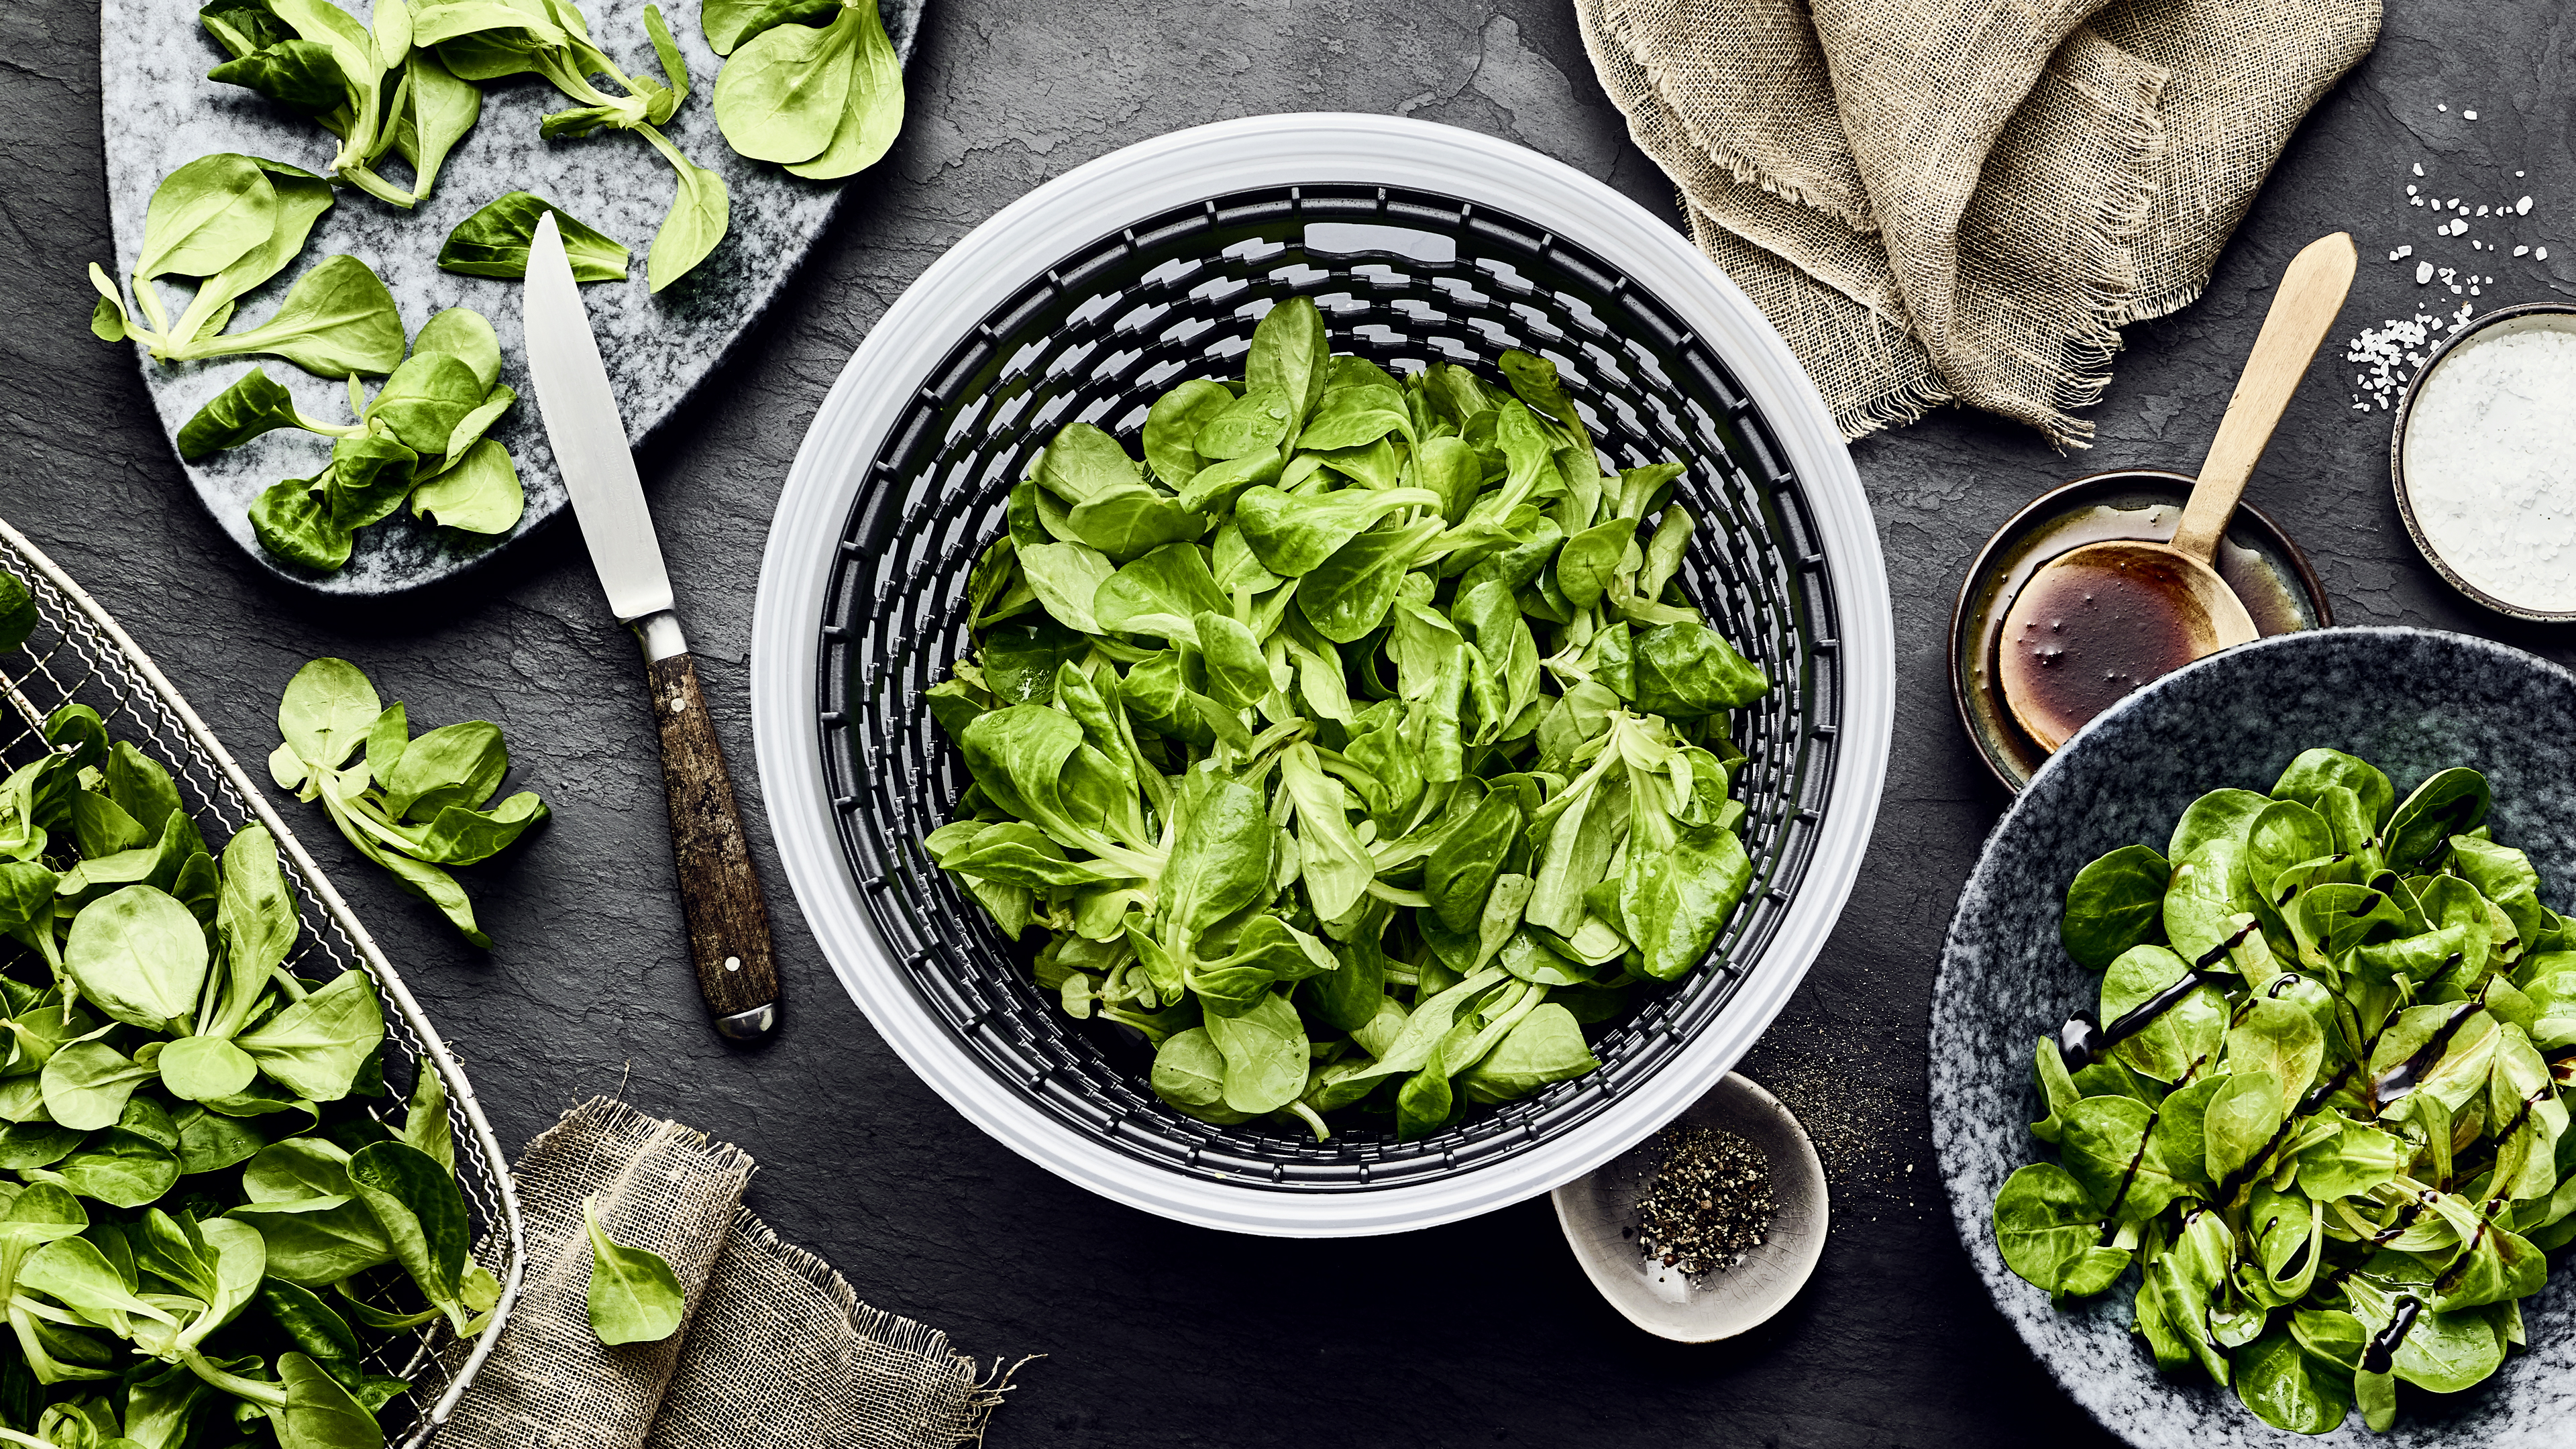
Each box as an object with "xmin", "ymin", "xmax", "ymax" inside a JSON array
[
  {"xmin": 0, "ymin": 517, "xmax": 524, "ymax": 1445},
  {"xmin": 814, "ymin": 179, "xmax": 1847, "ymax": 1192}
]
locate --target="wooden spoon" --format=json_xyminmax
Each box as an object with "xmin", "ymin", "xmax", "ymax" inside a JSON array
[{"xmin": 1998, "ymin": 231, "xmax": 2358, "ymax": 753}]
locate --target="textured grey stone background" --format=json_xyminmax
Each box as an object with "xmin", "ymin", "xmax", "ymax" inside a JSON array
[{"xmin": 4, "ymin": 1, "xmax": 2573, "ymax": 1444}]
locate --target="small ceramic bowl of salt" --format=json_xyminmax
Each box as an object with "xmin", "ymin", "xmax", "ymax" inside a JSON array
[{"xmin": 2393, "ymin": 303, "xmax": 2576, "ymax": 621}]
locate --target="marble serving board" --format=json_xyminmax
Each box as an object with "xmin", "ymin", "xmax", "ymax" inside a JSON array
[
  {"xmin": 1931, "ymin": 627, "xmax": 2576, "ymax": 1448},
  {"xmin": 101, "ymin": 0, "xmax": 920, "ymax": 596}
]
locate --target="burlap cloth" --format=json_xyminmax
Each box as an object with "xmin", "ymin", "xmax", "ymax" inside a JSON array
[
  {"xmin": 1575, "ymin": 0, "xmax": 2380, "ymax": 446},
  {"xmin": 433, "ymin": 1097, "xmax": 1024, "ymax": 1449}
]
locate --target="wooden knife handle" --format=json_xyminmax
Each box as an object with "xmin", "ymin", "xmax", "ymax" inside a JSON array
[{"xmin": 645, "ymin": 651, "xmax": 781, "ymax": 1040}]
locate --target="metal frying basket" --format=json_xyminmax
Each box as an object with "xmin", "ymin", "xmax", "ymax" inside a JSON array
[{"xmin": 0, "ymin": 517, "xmax": 523, "ymax": 1446}]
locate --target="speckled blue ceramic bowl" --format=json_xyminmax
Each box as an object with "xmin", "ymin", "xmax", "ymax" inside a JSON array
[{"xmin": 1932, "ymin": 627, "xmax": 2576, "ymax": 1447}]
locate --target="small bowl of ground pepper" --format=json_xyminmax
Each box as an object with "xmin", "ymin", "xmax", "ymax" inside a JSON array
[{"xmin": 1550, "ymin": 1073, "xmax": 1829, "ymax": 1342}]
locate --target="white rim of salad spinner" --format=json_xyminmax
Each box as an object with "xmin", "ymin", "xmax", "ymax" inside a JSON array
[{"xmin": 750, "ymin": 113, "xmax": 1894, "ymax": 1236}]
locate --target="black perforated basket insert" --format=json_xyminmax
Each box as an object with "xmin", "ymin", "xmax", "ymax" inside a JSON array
[{"xmin": 816, "ymin": 182, "xmax": 1845, "ymax": 1191}]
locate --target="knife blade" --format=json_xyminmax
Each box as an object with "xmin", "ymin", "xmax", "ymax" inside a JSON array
[{"xmin": 522, "ymin": 211, "xmax": 781, "ymax": 1042}]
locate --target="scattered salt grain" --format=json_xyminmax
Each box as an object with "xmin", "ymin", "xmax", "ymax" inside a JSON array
[
  {"xmin": 2518, "ymin": 197, "xmax": 2534, "ymax": 215},
  {"xmin": 2516, "ymin": 246, "xmax": 2530, "ymax": 257},
  {"xmin": 2345, "ymin": 306, "xmax": 2478, "ymax": 411},
  {"xmin": 2416, "ymin": 261, "xmax": 2435, "ymax": 284},
  {"xmin": 2477, "ymin": 205, "xmax": 2490, "ymax": 216},
  {"xmin": 2465, "ymin": 110, "xmax": 2479, "ymax": 120},
  {"xmin": 2438, "ymin": 103, "xmax": 2449, "ymax": 112},
  {"xmin": 2415, "ymin": 162, "xmax": 2427, "ymax": 175}
]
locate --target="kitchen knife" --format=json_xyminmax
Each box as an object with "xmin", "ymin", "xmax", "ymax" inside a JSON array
[{"xmin": 521, "ymin": 211, "xmax": 780, "ymax": 1042}]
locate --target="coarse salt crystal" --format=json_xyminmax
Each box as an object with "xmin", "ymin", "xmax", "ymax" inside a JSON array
[
  {"xmin": 2518, "ymin": 196, "xmax": 2534, "ymax": 214},
  {"xmin": 2438, "ymin": 103, "xmax": 2449, "ymax": 111},
  {"xmin": 2516, "ymin": 245, "xmax": 2531, "ymax": 256},
  {"xmin": 2477, "ymin": 205, "xmax": 2490, "ymax": 216},
  {"xmin": 2453, "ymin": 285, "xmax": 2464, "ymax": 294},
  {"xmin": 2416, "ymin": 163, "xmax": 2427, "ymax": 175},
  {"xmin": 2465, "ymin": 110, "xmax": 2479, "ymax": 120},
  {"xmin": 2417, "ymin": 262, "xmax": 2435, "ymax": 284},
  {"xmin": 2398, "ymin": 245, "xmax": 2414, "ymax": 258}
]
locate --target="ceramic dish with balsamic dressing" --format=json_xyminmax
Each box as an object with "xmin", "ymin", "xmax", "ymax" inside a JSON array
[{"xmin": 1951, "ymin": 471, "xmax": 2332, "ymax": 792}]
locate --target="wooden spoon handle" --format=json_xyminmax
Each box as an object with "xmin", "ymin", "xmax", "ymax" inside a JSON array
[{"xmin": 2170, "ymin": 232, "xmax": 2358, "ymax": 562}]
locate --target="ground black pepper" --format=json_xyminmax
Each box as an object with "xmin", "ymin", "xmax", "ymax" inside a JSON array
[{"xmin": 1633, "ymin": 1124, "xmax": 1774, "ymax": 1275}]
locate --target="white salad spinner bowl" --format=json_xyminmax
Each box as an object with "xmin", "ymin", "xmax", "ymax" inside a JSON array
[{"xmin": 750, "ymin": 114, "xmax": 1892, "ymax": 1236}]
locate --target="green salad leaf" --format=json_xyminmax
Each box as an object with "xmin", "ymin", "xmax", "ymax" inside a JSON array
[
  {"xmin": 184, "ymin": 305, "xmax": 527, "ymax": 573},
  {"xmin": 582, "ymin": 1195, "xmax": 685, "ymax": 1344},
  {"xmin": 705, "ymin": 0, "xmax": 903, "ymax": 180},
  {"xmin": 0, "ymin": 629, "xmax": 508, "ymax": 1449},
  {"xmin": 90, "ymin": 156, "xmax": 402, "ymax": 378},
  {"xmin": 436, "ymin": 191, "xmax": 630, "ymax": 281},
  {"xmin": 192, "ymin": 0, "xmax": 725, "ymax": 283},
  {"xmin": 1998, "ymin": 749, "xmax": 2576, "ymax": 1435},
  {"xmin": 269, "ymin": 657, "xmax": 549, "ymax": 945},
  {"xmin": 925, "ymin": 313, "xmax": 1766, "ymax": 1141}
]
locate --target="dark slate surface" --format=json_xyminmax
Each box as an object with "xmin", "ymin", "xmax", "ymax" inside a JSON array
[{"xmin": 4, "ymin": 0, "xmax": 2573, "ymax": 1444}]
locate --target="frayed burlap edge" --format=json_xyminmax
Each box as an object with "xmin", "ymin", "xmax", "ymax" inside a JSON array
[
  {"xmin": 1582, "ymin": 0, "xmax": 2174, "ymax": 448},
  {"xmin": 720, "ymin": 1209, "xmax": 1039, "ymax": 1448},
  {"xmin": 2019, "ymin": 30, "xmax": 2173, "ymax": 449},
  {"xmin": 559, "ymin": 1096, "xmax": 759, "ymax": 1182},
  {"xmin": 1686, "ymin": 205, "xmax": 1954, "ymax": 440},
  {"xmin": 1595, "ymin": 0, "xmax": 1878, "ymax": 235}
]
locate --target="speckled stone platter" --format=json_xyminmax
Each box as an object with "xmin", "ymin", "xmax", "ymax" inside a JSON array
[
  {"xmin": 100, "ymin": 0, "xmax": 920, "ymax": 595},
  {"xmin": 1931, "ymin": 627, "xmax": 2576, "ymax": 1447}
]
